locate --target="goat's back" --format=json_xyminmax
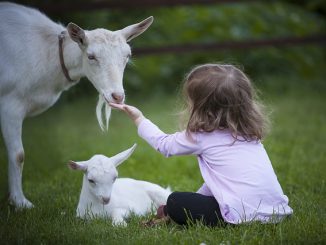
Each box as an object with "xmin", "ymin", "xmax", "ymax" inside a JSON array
[
  {"xmin": 110, "ymin": 178, "xmax": 171, "ymax": 215},
  {"xmin": 0, "ymin": 2, "xmax": 56, "ymax": 28},
  {"xmin": 0, "ymin": 2, "xmax": 64, "ymax": 88}
]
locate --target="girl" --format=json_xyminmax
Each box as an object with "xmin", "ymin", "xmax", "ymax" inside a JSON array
[{"xmin": 110, "ymin": 64, "xmax": 293, "ymax": 226}]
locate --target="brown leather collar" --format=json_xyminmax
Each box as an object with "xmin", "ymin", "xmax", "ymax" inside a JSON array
[{"xmin": 58, "ymin": 31, "xmax": 75, "ymax": 82}]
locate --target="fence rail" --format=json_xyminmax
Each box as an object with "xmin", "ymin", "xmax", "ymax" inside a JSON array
[
  {"xmin": 30, "ymin": 0, "xmax": 326, "ymax": 56},
  {"xmin": 36, "ymin": 0, "xmax": 257, "ymax": 14},
  {"xmin": 133, "ymin": 34, "xmax": 326, "ymax": 56}
]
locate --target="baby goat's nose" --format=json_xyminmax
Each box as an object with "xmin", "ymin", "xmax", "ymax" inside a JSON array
[
  {"xmin": 102, "ymin": 196, "xmax": 110, "ymax": 205},
  {"xmin": 111, "ymin": 92, "xmax": 125, "ymax": 103}
]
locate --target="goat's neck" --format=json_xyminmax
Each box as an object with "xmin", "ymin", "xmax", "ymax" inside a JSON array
[{"xmin": 61, "ymin": 38, "xmax": 84, "ymax": 81}]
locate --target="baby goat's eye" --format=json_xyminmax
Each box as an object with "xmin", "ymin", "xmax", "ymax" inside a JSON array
[
  {"xmin": 88, "ymin": 179, "xmax": 96, "ymax": 184},
  {"xmin": 87, "ymin": 54, "xmax": 96, "ymax": 60}
]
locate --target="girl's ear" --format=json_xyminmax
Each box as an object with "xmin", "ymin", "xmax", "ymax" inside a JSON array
[{"xmin": 68, "ymin": 160, "xmax": 87, "ymax": 172}]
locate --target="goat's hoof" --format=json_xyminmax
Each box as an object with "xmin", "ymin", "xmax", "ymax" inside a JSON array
[
  {"xmin": 112, "ymin": 220, "xmax": 127, "ymax": 227},
  {"xmin": 9, "ymin": 197, "xmax": 34, "ymax": 209}
]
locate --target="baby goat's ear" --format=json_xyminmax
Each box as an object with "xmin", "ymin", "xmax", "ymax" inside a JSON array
[
  {"xmin": 110, "ymin": 144, "xmax": 137, "ymax": 167},
  {"xmin": 68, "ymin": 160, "xmax": 87, "ymax": 172}
]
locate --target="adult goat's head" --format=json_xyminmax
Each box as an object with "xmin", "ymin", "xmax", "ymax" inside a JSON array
[
  {"xmin": 68, "ymin": 144, "xmax": 136, "ymax": 205},
  {"xmin": 66, "ymin": 17, "xmax": 153, "ymax": 130}
]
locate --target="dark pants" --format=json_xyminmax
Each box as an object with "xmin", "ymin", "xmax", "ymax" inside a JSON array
[{"xmin": 163, "ymin": 191, "xmax": 225, "ymax": 226}]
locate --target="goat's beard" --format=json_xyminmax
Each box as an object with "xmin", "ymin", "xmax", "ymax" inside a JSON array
[{"xmin": 96, "ymin": 94, "xmax": 111, "ymax": 131}]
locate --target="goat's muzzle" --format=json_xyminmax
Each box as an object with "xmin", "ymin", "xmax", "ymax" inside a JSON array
[
  {"xmin": 111, "ymin": 92, "xmax": 125, "ymax": 104},
  {"xmin": 102, "ymin": 197, "xmax": 110, "ymax": 205}
]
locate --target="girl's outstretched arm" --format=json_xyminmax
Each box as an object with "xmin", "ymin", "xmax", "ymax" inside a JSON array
[
  {"xmin": 109, "ymin": 103, "xmax": 145, "ymax": 126},
  {"xmin": 110, "ymin": 102, "xmax": 201, "ymax": 157}
]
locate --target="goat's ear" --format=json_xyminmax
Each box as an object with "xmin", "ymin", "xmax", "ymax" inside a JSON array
[
  {"xmin": 67, "ymin": 23, "xmax": 88, "ymax": 49},
  {"xmin": 110, "ymin": 144, "xmax": 137, "ymax": 167},
  {"xmin": 120, "ymin": 16, "xmax": 154, "ymax": 42},
  {"xmin": 68, "ymin": 160, "xmax": 87, "ymax": 172}
]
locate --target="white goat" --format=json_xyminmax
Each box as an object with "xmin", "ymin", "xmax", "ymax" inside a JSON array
[
  {"xmin": 68, "ymin": 144, "xmax": 171, "ymax": 226},
  {"xmin": 0, "ymin": 2, "xmax": 153, "ymax": 208}
]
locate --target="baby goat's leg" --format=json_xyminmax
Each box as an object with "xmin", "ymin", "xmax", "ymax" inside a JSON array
[{"xmin": 111, "ymin": 208, "xmax": 128, "ymax": 226}]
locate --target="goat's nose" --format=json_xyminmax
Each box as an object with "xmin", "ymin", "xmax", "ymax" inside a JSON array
[
  {"xmin": 102, "ymin": 196, "xmax": 110, "ymax": 205},
  {"xmin": 111, "ymin": 92, "xmax": 125, "ymax": 103}
]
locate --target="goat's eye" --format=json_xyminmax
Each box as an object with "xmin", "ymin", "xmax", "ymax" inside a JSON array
[
  {"xmin": 87, "ymin": 54, "xmax": 96, "ymax": 60},
  {"xmin": 125, "ymin": 54, "xmax": 132, "ymax": 65},
  {"xmin": 88, "ymin": 179, "xmax": 96, "ymax": 184},
  {"xmin": 126, "ymin": 54, "xmax": 131, "ymax": 61}
]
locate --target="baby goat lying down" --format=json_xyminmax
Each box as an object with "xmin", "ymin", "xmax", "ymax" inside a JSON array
[{"xmin": 68, "ymin": 144, "xmax": 171, "ymax": 226}]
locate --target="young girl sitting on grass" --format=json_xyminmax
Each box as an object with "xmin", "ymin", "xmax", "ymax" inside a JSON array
[{"xmin": 110, "ymin": 64, "xmax": 293, "ymax": 226}]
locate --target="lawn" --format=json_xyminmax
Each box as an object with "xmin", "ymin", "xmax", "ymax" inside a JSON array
[{"xmin": 0, "ymin": 75, "xmax": 325, "ymax": 244}]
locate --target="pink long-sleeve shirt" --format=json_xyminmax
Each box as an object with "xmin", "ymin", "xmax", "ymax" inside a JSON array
[{"xmin": 138, "ymin": 119, "xmax": 293, "ymax": 224}]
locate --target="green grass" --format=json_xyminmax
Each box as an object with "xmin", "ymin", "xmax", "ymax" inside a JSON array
[{"xmin": 0, "ymin": 75, "xmax": 325, "ymax": 244}]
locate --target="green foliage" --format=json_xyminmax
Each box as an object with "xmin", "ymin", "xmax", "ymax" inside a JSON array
[
  {"xmin": 130, "ymin": 2, "xmax": 325, "ymax": 94},
  {"xmin": 49, "ymin": 2, "xmax": 326, "ymax": 96},
  {"xmin": 13, "ymin": 1, "xmax": 326, "ymax": 96}
]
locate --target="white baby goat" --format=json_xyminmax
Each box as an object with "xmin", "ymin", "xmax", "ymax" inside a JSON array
[
  {"xmin": 0, "ymin": 2, "xmax": 153, "ymax": 208},
  {"xmin": 68, "ymin": 144, "xmax": 171, "ymax": 226}
]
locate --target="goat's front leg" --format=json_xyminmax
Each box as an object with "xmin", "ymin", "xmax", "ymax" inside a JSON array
[
  {"xmin": 0, "ymin": 108, "xmax": 33, "ymax": 209},
  {"xmin": 111, "ymin": 209, "xmax": 128, "ymax": 227}
]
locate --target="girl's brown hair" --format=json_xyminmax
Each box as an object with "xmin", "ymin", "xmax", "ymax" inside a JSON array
[{"xmin": 181, "ymin": 64, "xmax": 269, "ymax": 141}]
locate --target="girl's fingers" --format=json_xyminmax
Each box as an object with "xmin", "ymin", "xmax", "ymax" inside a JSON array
[
  {"xmin": 109, "ymin": 102, "xmax": 125, "ymax": 110},
  {"xmin": 109, "ymin": 102, "xmax": 143, "ymax": 124},
  {"xmin": 124, "ymin": 106, "xmax": 133, "ymax": 114},
  {"xmin": 109, "ymin": 103, "xmax": 141, "ymax": 119},
  {"xmin": 109, "ymin": 103, "xmax": 134, "ymax": 116}
]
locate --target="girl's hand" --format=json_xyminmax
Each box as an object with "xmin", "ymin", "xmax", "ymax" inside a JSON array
[{"xmin": 109, "ymin": 103, "xmax": 145, "ymax": 126}]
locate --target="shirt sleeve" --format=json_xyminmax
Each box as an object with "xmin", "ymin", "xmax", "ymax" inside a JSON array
[{"xmin": 138, "ymin": 119, "xmax": 202, "ymax": 157}]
